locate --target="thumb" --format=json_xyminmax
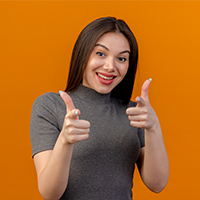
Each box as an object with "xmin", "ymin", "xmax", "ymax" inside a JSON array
[
  {"xmin": 141, "ymin": 78, "xmax": 152, "ymax": 101},
  {"xmin": 59, "ymin": 90, "xmax": 75, "ymax": 113}
]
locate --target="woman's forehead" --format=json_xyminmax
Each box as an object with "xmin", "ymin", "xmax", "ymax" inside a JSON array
[{"xmin": 95, "ymin": 32, "xmax": 130, "ymax": 52}]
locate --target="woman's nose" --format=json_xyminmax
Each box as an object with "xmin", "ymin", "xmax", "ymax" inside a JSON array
[{"xmin": 103, "ymin": 58, "xmax": 115, "ymax": 72}]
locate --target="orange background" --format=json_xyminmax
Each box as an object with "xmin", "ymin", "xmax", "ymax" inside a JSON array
[{"xmin": 1, "ymin": 1, "xmax": 200, "ymax": 199}]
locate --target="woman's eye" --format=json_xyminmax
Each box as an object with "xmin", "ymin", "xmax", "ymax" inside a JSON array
[
  {"xmin": 96, "ymin": 52, "xmax": 105, "ymax": 57},
  {"xmin": 118, "ymin": 57, "xmax": 127, "ymax": 62}
]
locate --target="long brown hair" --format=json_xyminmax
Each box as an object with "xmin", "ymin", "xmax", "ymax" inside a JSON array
[{"xmin": 65, "ymin": 17, "xmax": 138, "ymax": 104}]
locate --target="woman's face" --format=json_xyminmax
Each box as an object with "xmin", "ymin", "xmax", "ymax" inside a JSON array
[{"xmin": 82, "ymin": 32, "xmax": 130, "ymax": 94}]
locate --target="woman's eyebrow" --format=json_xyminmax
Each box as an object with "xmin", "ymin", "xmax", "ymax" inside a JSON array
[
  {"xmin": 95, "ymin": 44, "xmax": 130, "ymax": 54},
  {"xmin": 95, "ymin": 44, "xmax": 109, "ymax": 51},
  {"xmin": 119, "ymin": 50, "xmax": 130, "ymax": 55}
]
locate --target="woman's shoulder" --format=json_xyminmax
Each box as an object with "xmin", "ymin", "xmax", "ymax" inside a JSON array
[
  {"xmin": 32, "ymin": 92, "xmax": 65, "ymax": 112},
  {"xmin": 33, "ymin": 92, "xmax": 60, "ymax": 105},
  {"xmin": 31, "ymin": 92, "xmax": 66, "ymax": 125}
]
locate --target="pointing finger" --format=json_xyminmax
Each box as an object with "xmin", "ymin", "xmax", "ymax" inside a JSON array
[
  {"xmin": 141, "ymin": 78, "xmax": 152, "ymax": 101},
  {"xmin": 59, "ymin": 90, "xmax": 75, "ymax": 113}
]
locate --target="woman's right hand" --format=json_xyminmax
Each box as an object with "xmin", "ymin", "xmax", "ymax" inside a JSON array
[
  {"xmin": 33, "ymin": 92, "xmax": 89, "ymax": 200},
  {"xmin": 59, "ymin": 91, "xmax": 90, "ymax": 144}
]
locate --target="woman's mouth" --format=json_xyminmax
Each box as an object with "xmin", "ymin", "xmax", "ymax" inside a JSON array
[
  {"xmin": 97, "ymin": 73, "xmax": 115, "ymax": 80},
  {"xmin": 96, "ymin": 73, "xmax": 116, "ymax": 85}
]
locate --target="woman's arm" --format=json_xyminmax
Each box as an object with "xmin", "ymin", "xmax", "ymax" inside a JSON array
[
  {"xmin": 137, "ymin": 123, "xmax": 169, "ymax": 193},
  {"xmin": 33, "ymin": 92, "xmax": 90, "ymax": 200},
  {"xmin": 34, "ymin": 139, "xmax": 74, "ymax": 200},
  {"xmin": 126, "ymin": 79, "xmax": 169, "ymax": 193}
]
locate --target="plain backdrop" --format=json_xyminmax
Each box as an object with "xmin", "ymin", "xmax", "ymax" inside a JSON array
[{"xmin": 0, "ymin": 1, "xmax": 200, "ymax": 199}]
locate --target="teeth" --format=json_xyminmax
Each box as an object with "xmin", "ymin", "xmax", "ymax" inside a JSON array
[{"xmin": 97, "ymin": 73, "xmax": 114, "ymax": 80}]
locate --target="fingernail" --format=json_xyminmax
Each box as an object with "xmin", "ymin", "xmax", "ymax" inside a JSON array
[
  {"xmin": 138, "ymin": 97, "xmax": 140, "ymax": 102},
  {"xmin": 149, "ymin": 78, "xmax": 152, "ymax": 82},
  {"xmin": 75, "ymin": 110, "xmax": 78, "ymax": 115},
  {"xmin": 59, "ymin": 90, "xmax": 63, "ymax": 94}
]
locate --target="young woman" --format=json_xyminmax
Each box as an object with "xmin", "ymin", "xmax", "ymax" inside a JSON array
[{"xmin": 30, "ymin": 17, "xmax": 169, "ymax": 200}]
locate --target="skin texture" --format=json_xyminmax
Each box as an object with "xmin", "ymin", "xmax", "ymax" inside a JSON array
[
  {"xmin": 82, "ymin": 32, "xmax": 130, "ymax": 94},
  {"xmin": 33, "ymin": 32, "xmax": 169, "ymax": 199}
]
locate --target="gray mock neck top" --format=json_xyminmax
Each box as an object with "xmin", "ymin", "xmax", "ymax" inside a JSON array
[{"xmin": 30, "ymin": 84, "xmax": 145, "ymax": 200}]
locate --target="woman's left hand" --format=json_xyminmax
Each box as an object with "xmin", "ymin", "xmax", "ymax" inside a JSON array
[
  {"xmin": 126, "ymin": 78, "xmax": 159, "ymax": 131},
  {"xmin": 127, "ymin": 79, "xmax": 169, "ymax": 193}
]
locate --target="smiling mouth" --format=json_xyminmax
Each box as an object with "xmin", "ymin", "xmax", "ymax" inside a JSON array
[{"xmin": 96, "ymin": 73, "xmax": 116, "ymax": 80}]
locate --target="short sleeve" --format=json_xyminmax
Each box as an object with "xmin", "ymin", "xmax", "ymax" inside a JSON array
[
  {"xmin": 137, "ymin": 128, "xmax": 145, "ymax": 148},
  {"xmin": 30, "ymin": 93, "xmax": 61, "ymax": 158}
]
